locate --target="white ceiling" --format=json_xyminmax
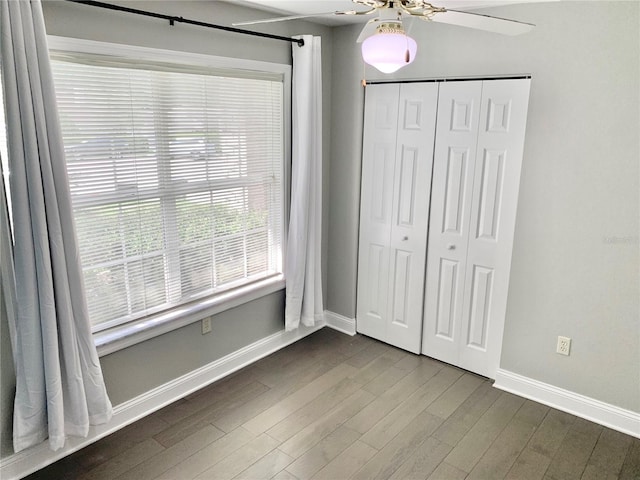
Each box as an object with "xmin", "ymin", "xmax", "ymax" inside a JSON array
[{"xmin": 223, "ymin": 1, "xmax": 548, "ymax": 26}]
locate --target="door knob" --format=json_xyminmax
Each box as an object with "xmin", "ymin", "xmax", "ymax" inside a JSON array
[
  {"xmin": 447, "ymin": 244, "xmax": 456, "ymax": 250},
  {"xmin": 402, "ymin": 236, "xmax": 409, "ymax": 241}
]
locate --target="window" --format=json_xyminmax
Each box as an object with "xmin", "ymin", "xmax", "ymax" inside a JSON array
[{"xmin": 49, "ymin": 38, "xmax": 288, "ymax": 341}]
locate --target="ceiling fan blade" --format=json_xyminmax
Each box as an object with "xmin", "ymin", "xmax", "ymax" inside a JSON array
[
  {"xmin": 357, "ymin": 18, "xmax": 381, "ymax": 43},
  {"xmin": 232, "ymin": 11, "xmax": 340, "ymax": 26},
  {"xmin": 232, "ymin": 8, "xmax": 374, "ymax": 27},
  {"xmin": 430, "ymin": 10, "xmax": 534, "ymax": 36}
]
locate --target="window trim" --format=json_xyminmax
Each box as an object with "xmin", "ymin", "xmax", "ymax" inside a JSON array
[{"xmin": 48, "ymin": 36, "xmax": 291, "ymax": 356}]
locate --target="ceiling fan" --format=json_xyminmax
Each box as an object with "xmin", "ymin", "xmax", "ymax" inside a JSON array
[{"xmin": 233, "ymin": 0, "xmax": 534, "ymax": 73}]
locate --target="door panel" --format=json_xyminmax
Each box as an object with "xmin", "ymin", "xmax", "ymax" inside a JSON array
[
  {"xmin": 422, "ymin": 81, "xmax": 482, "ymax": 364},
  {"xmin": 358, "ymin": 82, "xmax": 438, "ymax": 354},
  {"xmin": 397, "ymin": 146, "xmax": 418, "ymax": 227},
  {"xmin": 442, "ymin": 147, "xmax": 471, "ymax": 235},
  {"xmin": 458, "ymin": 79, "xmax": 531, "ymax": 377},
  {"xmin": 424, "ymin": 79, "xmax": 530, "ymax": 378},
  {"xmin": 365, "ymin": 243, "xmax": 386, "ymax": 320},
  {"xmin": 391, "ymin": 249, "xmax": 412, "ymax": 326},
  {"xmin": 475, "ymin": 149, "xmax": 505, "ymax": 241},
  {"xmin": 465, "ymin": 264, "xmax": 494, "ymax": 350},
  {"xmin": 370, "ymin": 146, "xmax": 394, "ymax": 224},
  {"xmin": 435, "ymin": 258, "xmax": 459, "ymax": 339},
  {"xmin": 387, "ymin": 83, "xmax": 438, "ymax": 353},
  {"xmin": 357, "ymin": 84, "xmax": 399, "ymax": 341}
]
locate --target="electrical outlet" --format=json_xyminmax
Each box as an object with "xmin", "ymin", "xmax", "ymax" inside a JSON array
[
  {"xmin": 556, "ymin": 336, "xmax": 571, "ymax": 356},
  {"xmin": 201, "ymin": 317, "xmax": 212, "ymax": 335}
]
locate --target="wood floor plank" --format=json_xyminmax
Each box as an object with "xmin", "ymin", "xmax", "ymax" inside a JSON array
[
  {"xmin": 526, "ymin": 408, "xmax": 576, "ymax": 458},
  {"xmin": 279, "ymin": 389, "xmax": 375, "ymax": 459},
  {"xmin": 266, "ymin": 377, "xmax": 362, "ymax": 442},
  {"xmin": 158, "ymin": 369, "xmax": 260, "ymax": 426},
  {"xmin": 504, "ymin": 409, "xmax": 575, "ymax": 480},
  {"xmin": 361, "ymin": 365, "xmax": 410, "ymax": 396},
  {"xmin": 242, "ymin": 364, "xmax": 358, "ymax": 435},
  {"xmin": 580, "ymin": 465, "xmax": 619, "ymax": 480},
  {"xmin": 156, "ymin": 427, "xmax": 255, "ymax": 480},
  {"xmin": 444, "ymin": 391, "xmax": 525, "ymax": 473},
  {"xmin": 348, "ymin": 354, "xmax": 399, "ymax": 385},
  {"xmin": 254, "ymin": 332, "xmax": 332, "ymax": 372},
  {"xmin": 195, "ymin": 433, "xmax": 279, "ymax": 480},
  {"xmin": 254, "ymin": 351, "xmax": 328, "ymax": 389},
  {"xmin": 425, "ymin": 373, "xmax": 484, "ymax": 420},
  {"xmin": 345, "ymin": 342, "xmax": 390, "ymax": 368},
  {"xmin": 505, "ymin": 447, "xmax": 552, "ymax": 480},
  {"xmin": 426, "ymin": 462, "xmax": 468, "ymax": 480},
  {"xmin": 73, "ymin": 412, "xmax": 170, "ymax": 471},
  {"xmin": 465, "ymin": 399, "xmax": 548, "ymax": 480},
  {"xmin": 619, "ymin": 439, "xmax": 640, "ymax": 480},
  {"xmin": 212, "ymin": 362, "xmax": 333, "ymax": 433},
  {"xmin": 80, "ymin": 438, "xmax": 165, "ymax": 480},
  {"xmin": 351, "ymin": 410, "xmax": 444, "ymax": 480},
  {"xmin": 273, "ymin": 470, "xmax": 300, "ymax": 480},
  {"xmin": 311, "ymin": 441, "xmax": 378, "ymax": 480},
  {"xmin": 393, "ymin": 353, "xmax": 442, "ymax": 372},
  {"xmin": 115, "ymin": 424, "xmax": 224, "ymax": 480},
  {"xmin": 25, "ymin": 453, "xmax": 84, "ymax": 480},
  {"xmin": 184, "ymin": 366, "xmax": 260, "ymax": 403},
  {"xmin": 233, "ymin": 448, "xmax": 294, "ymax": 480},
  {"xmin": 285, "ymin": 426, "xmax": 361, "ymax": 480},
  {"xmin": 154, "ymin": 381, "xmax": 269, "ymax": 448},
  {"xmin": 544, "ymin": 417, "xmax": 603, "ymax": 480},
  {"xmin": 345, "ymin": 360, "xmax": 441, "ymax": 434},
  {"xmin": 583, "ymin": 427, "xmax": 633, "ymax": 477},
  {"xmin": 328, "ymin": 333, "xmax": 374, "ymax": 359},
  {"xmin": 388, "ymin": 436, "xmax": 453, "ymax": 480},
  {"xmin": 360, "ymin": 365, "xmax": 462, "ymax": 450},
  {"xmin": 432, "ymin": 381, "xmax": 501, "ymax": 447}
]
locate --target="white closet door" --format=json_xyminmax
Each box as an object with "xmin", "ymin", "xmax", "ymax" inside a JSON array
[
  {"xmin": 357, "ymin": 83, "xmax": 438, "ymax": 353},
  {"xmin": 422, "ymin": 79, "xmax": 531, "ymax": 378},
  {"xmin": 458, "ymin": 79, "xmax": 531, "ymax": 376},
  {"xmin": 422, "ymin": 81, "xmax": 483, "ymax": 364},
  {"xmin": 357, "ymin": 84, "xmax": 400, "ymax": 343}
]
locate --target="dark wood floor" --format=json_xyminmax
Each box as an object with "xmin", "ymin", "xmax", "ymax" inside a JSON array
[{"xmin": 26, "ymin": 328, "xmax": 640, "ymax": 480}]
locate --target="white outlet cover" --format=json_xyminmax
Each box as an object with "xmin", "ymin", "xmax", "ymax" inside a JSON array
[
  {"xmin": 201, "ymin": 317, "xmax": 212, "ymax": 335},
  {"xmin": 556, "ymin": 336, "xmax": 571, "ymax": 356}
]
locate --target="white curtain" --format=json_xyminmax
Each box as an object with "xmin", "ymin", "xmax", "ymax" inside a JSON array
[
  {"xmin": 0, "ymin": 0, "xmax": 112, "ymax": 452},
  {"xmin": 285, "ymin": 35, "xmax": 323, "ymax": 331}
]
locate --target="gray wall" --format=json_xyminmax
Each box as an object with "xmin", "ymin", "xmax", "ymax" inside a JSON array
[
  {"xmin": 0, "ymin": 0, "xmax": 333, "ymax": 458},
  {"xmin": 327, "ymin": 1, "xmax": 639, "ymax": 412}
]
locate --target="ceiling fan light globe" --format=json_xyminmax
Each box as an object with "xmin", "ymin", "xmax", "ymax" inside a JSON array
[{"xmin": 361, "ymin": 33, "xmax": 417, "ymax": 74}]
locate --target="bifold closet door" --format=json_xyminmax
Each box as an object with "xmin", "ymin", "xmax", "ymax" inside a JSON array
[
  {"xmin": 422, "ymin": 79, "xmax": 531, "ymax": 378},
  {"xmin": 357, "ymin": 83, "xmax": 438, "ymax": 354}
]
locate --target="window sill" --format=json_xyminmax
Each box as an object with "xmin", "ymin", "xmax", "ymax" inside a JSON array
[{"xmin": 95, "ymin": 275, "xmax": 285, "ymax": 357}]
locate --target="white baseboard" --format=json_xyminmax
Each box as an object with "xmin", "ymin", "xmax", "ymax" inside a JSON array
[
  {"xmin": 324, "ymin": 310, "xmax": 356, "ymax": 336},
  {"xmin": 0, "ymin": 323, "xmax": 324, "ymax": 480},
  {"xmin": 494, "ymin": 369, "xmax": 640, "ymax": 439}
]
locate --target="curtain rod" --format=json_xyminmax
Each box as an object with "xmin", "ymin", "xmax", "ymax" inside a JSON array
[
  {"xmin": 64, "ymin": 0, "xmax": 305, "ymax": 47},
  {"xmin": 364, "ymin": 75, "xmax": 531, "ymax": 85}
]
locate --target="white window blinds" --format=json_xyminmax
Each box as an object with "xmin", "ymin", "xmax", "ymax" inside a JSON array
[{"xmin": 51, "ymin": 54, "xmax": 284, "ymax": 332}]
